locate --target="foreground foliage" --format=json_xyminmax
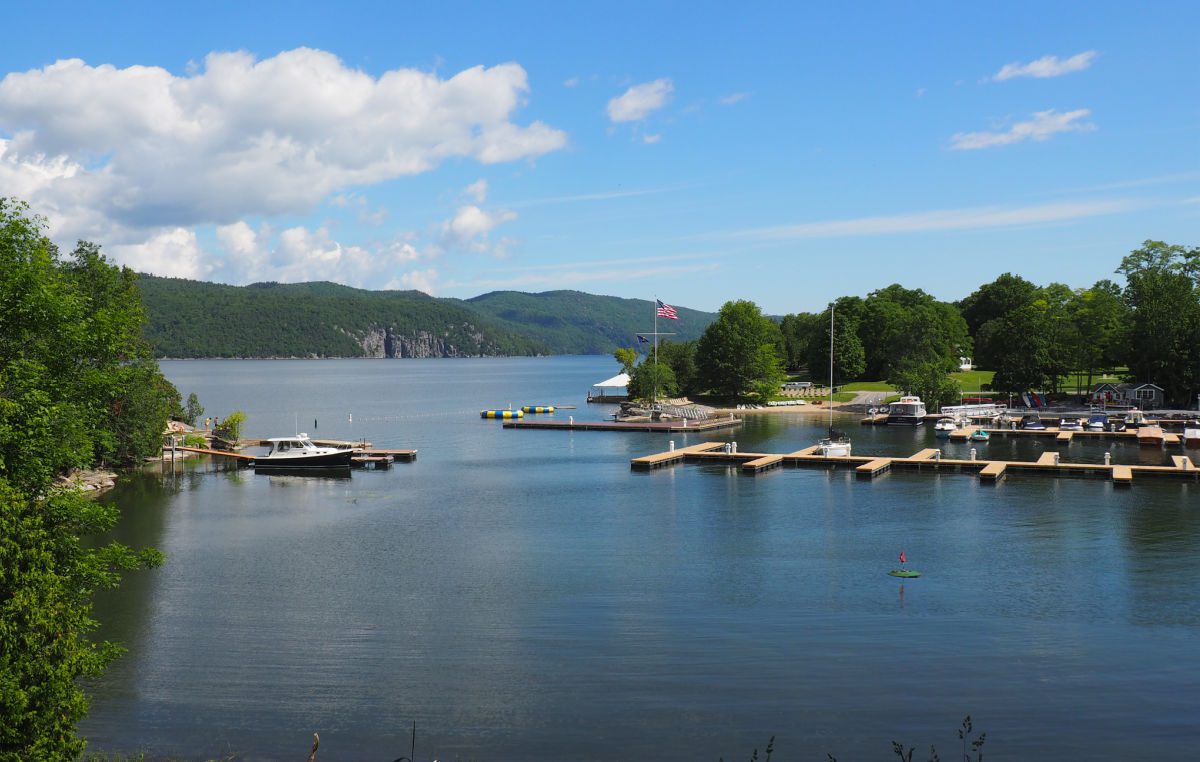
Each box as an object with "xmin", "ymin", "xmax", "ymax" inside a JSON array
[{"xmin": 0, "ymin": 198, "xmax": 167, "ymax": 759}]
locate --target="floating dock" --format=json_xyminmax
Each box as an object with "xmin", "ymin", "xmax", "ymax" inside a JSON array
[
  {"xmin": 631, "ymin": 443, "xmax": 1199, "ymax": 486},
  {"xmin": 504, "ymin": 416, "xmax": 742, "ymax": 433}
]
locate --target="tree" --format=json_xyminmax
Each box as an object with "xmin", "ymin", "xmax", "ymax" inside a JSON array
[
  {"xmin": 887, "ymin": 361, "xmax": 962, "ymax": 411},
  {"xmin": 655, "ymin": 340, "xmax": 698, "ymax": 397},
  {"xmin": 627, "ymin": 359, "xmax": 678, "ymax": 401},
  {"xmin": 184, "ymin": 393, "xmax": 204, "ymax": 426},
  {"xmin": 958, "ymin": 273, "xmax": 1039, "ymax": 340},
  {"xmin": 695, "ymin": 300, "xmax": 787, "ymax": 400},
  {"xmin": 984, "ymin": 304, "xmax": 1060, "ymax": 394},
  {"xmin": 214, "ymin": 411, "xmax": 246, "ymax": 443},
  {"xmin": 858, "ymin": 284, "xmax": 970, "ymax": 379},
  {"xmin": 613, "ymin": 347, "xmax": 638, "ymax": 375},
  {"xmin": 806, "ymin": 300, "xmax": 866, "ymax": 385},
  {"xmin": 1117, "ymin": 241, "xmax": 1200, "ymax": 404},
  {"xmin": 0, "ymin": 198, "xmax": 166, "ymax": 758}
]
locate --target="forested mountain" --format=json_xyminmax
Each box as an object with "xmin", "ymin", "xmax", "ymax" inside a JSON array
[
  {"xmin": 137, "ymin": 277, "xmax": 717, "ymax": 358},
  {"xmin": 464, "ymin": 290, "xmax": 714, "ymax": 353}
]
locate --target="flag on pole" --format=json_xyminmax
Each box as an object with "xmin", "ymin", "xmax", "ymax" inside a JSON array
[
  {"xmin": 637, "ymin": 334, "xmax": 650, "ymax": 344},
  {"xmin": 899, "ymin": 550, "xmax": 906, "ymax": 564},
  {"xmin": 656, "ymin": 299, "xmax": 679, "ymax": 320}
]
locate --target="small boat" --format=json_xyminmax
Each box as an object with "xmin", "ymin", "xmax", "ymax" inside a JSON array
[
  {"xmin": 1086, "ymin": 413, "xmax": 1108, "ymax": 431},
  {"xmin": 934, "ymin": 417, "xmax": 957, "ymax": 437},
  {"xmin": 1184, "ymin": 422, "xmax": 1200, "ymax": 448},
  {"xmin": 887, "ymin": 395, "xmax": 927, "ymax": 425},
  {"xmin": 816, "ymin": 435, "xmax": 852, "ymax": 457},
  {"xmin": 254, "ymin": 434, "xmax": 355, "ymax": 472},
  {"xmin": 1058, "ymin": 417, "xmax": 1084, "ymax": 431},
  {"xmin": 969, "ymin": 429, "xmax": 990, "ymax": 442},
  {"xmin": 814, "ymin": 305, "xmax": 851, "ymax": 457},
  {"xmin": 1020, "ymin": 413, "xmax": 1046, "ymax": 430},
  {"xmin": 1137, "ymin": 425, "xmax": 1164, "ymax": 447}
]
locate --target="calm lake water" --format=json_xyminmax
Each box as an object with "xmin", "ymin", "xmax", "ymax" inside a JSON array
[{"xmin": 82, "ymin": 357, "xmax": 1200, "ymax": 760}]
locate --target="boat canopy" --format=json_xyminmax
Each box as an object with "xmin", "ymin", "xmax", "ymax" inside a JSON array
[{"xmin": 592, "ymin": 372, "xmax": 631, "ymax": 390}]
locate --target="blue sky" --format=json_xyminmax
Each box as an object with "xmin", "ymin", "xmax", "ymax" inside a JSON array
[{"xmin": 1, "ymin": 1, "xmax": 1197, "ymax": 314}]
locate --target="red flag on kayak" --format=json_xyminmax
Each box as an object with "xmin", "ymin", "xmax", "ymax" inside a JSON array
[{"xmin": 899, "ymin": 550, "xmax": 906, "ymax": 564}]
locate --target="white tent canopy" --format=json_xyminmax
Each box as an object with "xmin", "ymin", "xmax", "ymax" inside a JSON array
[{"xmin": 593, "ymin": 372, "xmax": 630, "ymax": 389}]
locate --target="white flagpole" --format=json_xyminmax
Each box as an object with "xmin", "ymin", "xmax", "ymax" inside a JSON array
[{"xmin": 653, "ymin": 295, "xmax": 659, "ymax": 405}]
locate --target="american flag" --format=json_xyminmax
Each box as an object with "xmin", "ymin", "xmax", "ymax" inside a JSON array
[{"xmin": 656, "ymin": 299, "xmax": 679, "ymax": 320}]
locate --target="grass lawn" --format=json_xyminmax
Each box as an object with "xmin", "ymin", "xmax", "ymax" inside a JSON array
[
  {"xmin": 950, "ymin": 369, "xmax": 995, "ymax": 390},
  {"xmin": 839, "ymin": 380, "xmax": 897, "ymax": 392}
]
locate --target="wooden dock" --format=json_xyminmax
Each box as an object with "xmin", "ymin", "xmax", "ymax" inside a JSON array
[
  {"xmin": 631, "ymin": 443, "xmax": 1200, "ymax": 486},
  {"xmin": 504, "ymin": 417, "xmax": 742, "ymax": 433}
]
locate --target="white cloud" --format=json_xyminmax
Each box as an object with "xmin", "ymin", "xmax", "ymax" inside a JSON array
[
  {"xmin": 950, "ymin": 109, "xmax": 1095, "ymax": 150},
  {"xmin": 563, "ymin": 76, "xmax": 580, "ymax": 88},
  {"xmin": 109, "ymin": 227, "xmax": 209, "ymax": 279},
  {"xmin": 991, "ymin": 51, "xmax": 1098, "ymax": 81},
  {"xmin": 726, "ymin": 198, "xmax": 1138, "ymax": 240},
  {"xmin": 394, "ymin": 268, "xmax": 439, "ymax": 295},
  {"xmin": 464, "ymin": 179, "xmax": 489, "ymax": 203},
  {"xmin": 0, "ymin": 48, "xmax": 566, "ymax": 254},
  {"xmin": 642, "ymin": 133, "xmax": 662, "ymax": 144},
  {"xmin": 607, "ymin": 78, "xmax": 673, "ymax": 123},
  {"xmin": 718, "ymin": 92, "xmax": 748, "ymax": 106},
  {"xmin": 440, "ymin": 204, "xmax": 517, "ymax": 253}
]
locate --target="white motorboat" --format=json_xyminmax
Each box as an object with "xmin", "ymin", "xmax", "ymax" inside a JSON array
[
  {"xmin": 254, "ymin": 434, "xmax": 355, "ymax": 471},
  {"xmin": 1059, "ymin": 417, "xmax": 1084, "ymax": 431},
  {"xmin": 887, "ymin": 395, "xmax": 927, "ymax": 425},
  {"xmin": 934, "ymin": 417, "xmax": 957, "ymax": 437}
]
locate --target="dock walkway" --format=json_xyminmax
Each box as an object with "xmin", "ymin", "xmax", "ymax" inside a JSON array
[
  {"xmin": 631, "ymin": 443, "xmax": 1200, "ymax": 487},
  {"xmin": 504, "ymin": 417, "xmax": 742, "ymax": 433}
]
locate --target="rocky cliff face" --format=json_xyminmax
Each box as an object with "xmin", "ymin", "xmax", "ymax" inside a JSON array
[{"xmin": 357, "ymin": 326, "xmax": 488, "ymax": 357}]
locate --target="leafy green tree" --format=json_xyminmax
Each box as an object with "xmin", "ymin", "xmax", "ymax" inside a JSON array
[
  {"xmin": 958, "ymin": 273, "xmax": 1039, "ymax": 341},
  {"xmin": 887, "ymin": 361, "xmax": 962, "ymax": 411},
  {"xmin": 613, "ymin": 347, "xmax": 638, "ymax": 374},
  {"xmin": 858, "ymin": 284, "xmax": 970, "ymax": 379},
  {"xmin": 0, "ymin": 198, "xmax": 166, "ymax": 758},
  {"xmin": 627, "ymin": 359, "xmax": 678, "ymax": 402},
  {"xmin": 984, "ymin": 304, "xmax": 1060, "ymax": 394},
  {"xmin": 214, "ymin": 411, "xmax": 246, "ymax": 443},
  {"xmin": 655, "ymin": 340, "xmax": 698, "ymax": 396},
  {"xmin": 807, "ymin": 299, "xmax": 866, "ymax": 385},
  {"xmin": 1067, "ymin": 281, "xmax": 1128, "ymax": 393},
  {"xmin": 184, "ymin": 393, "xmax": 204, "ymax": 426},
  {"xmin": 696, "ymin": 300, "xmax": 787, "ymax": 400},
  {"xmin": 1117, "ymin": 241, "xmax": 1200, "ymax": 404},
  {"xmin": 779, "ymin": 312, "xmax": 823, "ymax": 371}
]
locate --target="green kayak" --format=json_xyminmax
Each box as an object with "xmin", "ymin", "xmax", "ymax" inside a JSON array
[{"xmin": 888, "ymin": 569, "xmax": 921, "ymax": 578}]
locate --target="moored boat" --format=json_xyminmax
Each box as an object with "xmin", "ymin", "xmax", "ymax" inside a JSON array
[
  {"xmin": 934, "ymin": 417, "xmax": 957, "ymax": 437},
  {"xmin": 1020, "ymin": 413, "xmax": 1046, "ymax": 430},
  {"xmin": 253, "ymin": 435, "xmax": 355, "ymax": 471},
  {"xmin": 1086, "ymin": 413, "xmax": 1107, "ymax": 431},
  {"xmin": 1184, "ymin": 422, "xmax": 1200, "ymax": 448},
  {"xmin": 814, "ymin": 304, "xmax": 851, "ymax": 457},
  {"xmin": 1059, "ymin": 417, "xmax": 1084, "ymax": 431},
  {"xmin": 887, "ymin": 395, "xmax": 927, "ymax": 425},
  {"xmin": 969, "ymin": 428, "xmax": 990, "ymax": 442}
]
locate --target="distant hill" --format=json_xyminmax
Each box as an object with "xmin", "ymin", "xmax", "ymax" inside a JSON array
[
  {"xmin": 137, "ymin": 276, "xmax": 717, "ymax": 358},
  {"xmin": 464, "ymin": 290, "xmax": 714, "ymax": 354}
]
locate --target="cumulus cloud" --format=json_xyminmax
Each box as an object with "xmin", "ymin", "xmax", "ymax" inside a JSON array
[
  {"xmin": 991, "ymin": 51, "xmax": 1098, "ymax": 81},
  {"xmin": 464, "ymin": 179, "xmax": 489, "ymax": 203},
  {"xmin": 0, "ymin": 48, "xmax": 566, "ymax": 264},
  {"xmin": 607, "ymin": 78, "xmax": 673, "ymax": 123},
  {"xmin": 394, "ymin": 268, "xmax": 439, "ymax": 295},
  {"xmin": 109, "ymin": 228, "xmax": 210, "ymax": 279},
  {"xmin": 950, "ymin": 109, "xmax": 1095, "ymax": 150},
  {"xmin": 440, "ymin": 204, "xmax": 517, "ymax": 254}
]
